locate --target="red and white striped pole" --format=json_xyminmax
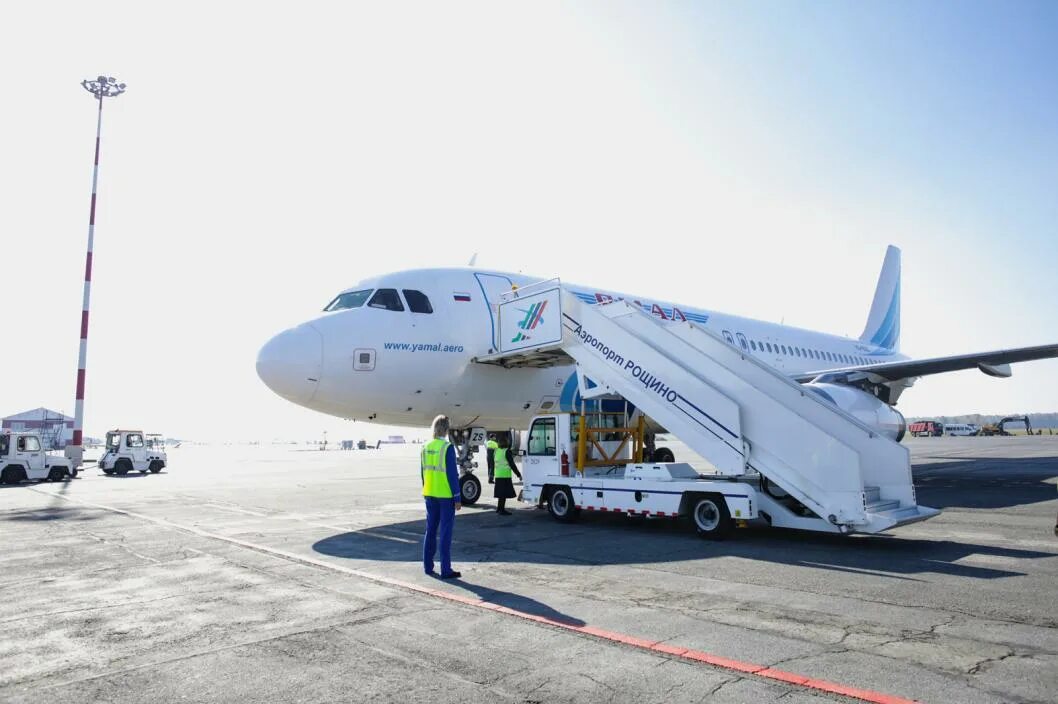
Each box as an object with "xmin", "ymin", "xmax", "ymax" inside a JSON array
[{"xmin": 69, "ymin": 76, "xmax": 125, "ymax": 471}]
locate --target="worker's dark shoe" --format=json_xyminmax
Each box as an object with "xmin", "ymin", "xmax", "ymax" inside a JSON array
[
  {"xmin": 440, "ymin": 571, "xmax": 461, "ymax": 580},
  {"xmin": 424, "ymin": 568, "xmax": 437, "ymax": 577}
]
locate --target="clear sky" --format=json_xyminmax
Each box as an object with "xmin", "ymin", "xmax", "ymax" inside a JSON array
[{"xmin": 2, "ymin": 1, "xmax": 1056, "ymax": 442}]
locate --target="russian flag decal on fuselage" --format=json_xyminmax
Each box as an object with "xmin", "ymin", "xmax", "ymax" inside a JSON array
[{"xmin": 453, "ymin": 292, "xmax": 472, "ymax": 302}]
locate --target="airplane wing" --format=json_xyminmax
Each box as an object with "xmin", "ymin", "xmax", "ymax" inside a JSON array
[{"xmin": 794, "ymin": 343, "xmax": 1058, "ymax": 384}]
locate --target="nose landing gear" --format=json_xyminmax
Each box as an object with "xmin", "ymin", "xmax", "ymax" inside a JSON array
[{"xmin": 448, "ymin": 427, "xmax": 485, "ymax": 506}]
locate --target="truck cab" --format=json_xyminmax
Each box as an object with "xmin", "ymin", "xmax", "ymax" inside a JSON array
[
  {"xmin": 520, "ymin": 411, "xmax": 753, "ymax": 539},
  {"xmin": 99, "ymin": 430, "xmax": 167, "ymax": 475},
  {"xmin": 0, "ymin": 430, "xmax": 76, "ymax": 484}
]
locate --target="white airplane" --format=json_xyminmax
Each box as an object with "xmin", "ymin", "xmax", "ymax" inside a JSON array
[{"xmin": 257, "ymin": 246, "xmax": 1057, "ymax": 453}]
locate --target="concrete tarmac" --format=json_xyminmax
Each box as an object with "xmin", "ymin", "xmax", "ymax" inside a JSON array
[{"xmin": 1, "ymin": 436, "xmax": 1056, "ymax": 703}]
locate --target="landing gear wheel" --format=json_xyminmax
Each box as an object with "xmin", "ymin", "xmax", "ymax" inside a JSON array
[
  {"xmin": 653, "ymin": 447, "xmax": 675, "ymax": 463},
  {"xmin": 547, "ymin": 486, "xmax": 579, "ymax": 523},
  {"xmin": 691, "ymin": 495, "xmax": 732, "ymax": 540},
  {"xmin": 459, "ymin": 474, "xmax": 481, "ymax": 505}
]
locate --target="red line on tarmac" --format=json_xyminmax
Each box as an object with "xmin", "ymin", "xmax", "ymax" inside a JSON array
[{"xmin": 31, "ymin": 491, "xmax": 919, "ymax": 704}]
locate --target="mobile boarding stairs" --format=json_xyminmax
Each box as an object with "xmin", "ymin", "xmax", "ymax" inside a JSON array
[{"xmin": 476, "ymin": 280, "xmax": 939, "ymax": 535}]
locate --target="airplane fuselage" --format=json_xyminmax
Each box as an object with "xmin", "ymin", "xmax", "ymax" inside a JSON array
[{"xmin": 256, "ymin": 268, "xmax": 904, "ymax": 430}]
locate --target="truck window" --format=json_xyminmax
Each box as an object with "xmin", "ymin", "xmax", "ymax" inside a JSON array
[
  {"xmin": 527, "ymin": 418, "xmax": 556, "ymax": 456},
  {"xmin": 18, "ymin": 436, "xmax": 41, "ymax": 452},
  {"xmin": 107, "ymin": 433, "xmax": 120, "ymax": 449},
  {"xmin": 402, "ymin": 289, "xmax": 433, "ymax": 314},
  {"xmin": 127, "ymin": 433, "xmax": 144, "ymax": 448},
  {"xmin": 368, "ymin": 289, "xmax": 405, "ymax": 312}
]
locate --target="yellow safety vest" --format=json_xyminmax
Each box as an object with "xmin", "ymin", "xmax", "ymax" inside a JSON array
[
  {"xmin": 494, "ymin": 448, "xmax": 514, "ymax": 479},
  {"xmin": 421, "ymin": 439, "xmax": 453, "ymax": 498}
]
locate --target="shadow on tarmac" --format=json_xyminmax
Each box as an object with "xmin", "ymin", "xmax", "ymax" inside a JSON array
[
  {"xmin": 313, "ymin": 478, "xmax": 1057, "ymax": 583},
  {"xmin": 439, "ymin": 578, "xmax": 586, "ymax": 626},
  {"xmin": 912, "ymin": 455, "xmax": 1058, "ymax": 509}
]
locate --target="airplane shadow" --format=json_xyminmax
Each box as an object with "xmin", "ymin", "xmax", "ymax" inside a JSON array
[
  {"xmin": 912, "ymin": 455, "xmax": 1058, "ymax": 510},
  {"xmin": 313, "ymin": 506, "xmax": 1056, "ymax": 583}
]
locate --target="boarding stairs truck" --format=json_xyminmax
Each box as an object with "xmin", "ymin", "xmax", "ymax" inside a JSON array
[
  {"xmin": 98, "ymin": 429, "xmax": 167, "ymax": 475},
  {"xmin": 475, "ymin": 280, "xmax": 939, "ymax": 536},
  {"xmin": 0, "ymin": 430, "xmax": 77, "ymax": 484}
]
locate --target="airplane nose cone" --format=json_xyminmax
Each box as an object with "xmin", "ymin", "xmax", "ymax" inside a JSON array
[{"xmin": 256, "ymin": 324, "xmax": 323, "ymax": 404}]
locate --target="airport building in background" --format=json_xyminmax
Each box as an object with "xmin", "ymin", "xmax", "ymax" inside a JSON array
[{"xmin": 1, "ymin": 408, "xmax": 75, "ymax": 449}]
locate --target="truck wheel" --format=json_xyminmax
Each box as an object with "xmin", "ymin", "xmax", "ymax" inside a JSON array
[
  {"xmin": 149, "ymin": 461, "xmax": 163, "ymax": 474},
  {"xmin": 652, "ymin": 447, "xmax": 675, "ymax": 463},
  {"xmin": 48, "ymin": 468, "xmax": 64, "ymax": 482},
  {"xmin": 103, "ymin": 468, "xmax": 115, "ymax": 475},
  {"xmin": 459, "ymin": 474, "xmax": 481, "ymax": 505},
  {"xmin": 690, "ymin": 495, "xmax": 732, "ymax": 540},
  {"xmin": 116, "ymin": 460, "xmax": 131, "ymax": 476},
  {"xmin": 2, "ymin": 466, "xmax": 26, "ymax": 485},
  {"xmin": 547, "ymin": 486, "xmax": 579, "ymax": 523}
]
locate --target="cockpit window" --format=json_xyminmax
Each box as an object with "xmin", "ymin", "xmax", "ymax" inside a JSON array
[
  {"xmin": 324, "ymin": 289, "xmax": 373, "ymax": 312},
  {"xmin": 402, "ymin": 289, "xmax": 433, "ymax": 314},
  {"xmin": 368, "ymin": 288, "xmax": 405, "ymax": 312}
]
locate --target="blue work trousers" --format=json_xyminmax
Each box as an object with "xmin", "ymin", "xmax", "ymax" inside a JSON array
[{"xmin": 423, "ymin": 497, "xmax": 455, "ymax": 575}]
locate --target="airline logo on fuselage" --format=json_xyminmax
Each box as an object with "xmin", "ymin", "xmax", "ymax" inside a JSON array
[
  {"xmin": 511, "ymin": 300, "xmax": 548, "ymax": 343},
  {"xmin": 572, "ymin": 291, "xmax": 708, "ymax": 325}
]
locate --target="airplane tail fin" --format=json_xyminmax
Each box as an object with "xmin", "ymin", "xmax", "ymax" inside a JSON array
[{"xmin": 859, "ymin": 245, "xmax": 901, "ymax": 352}]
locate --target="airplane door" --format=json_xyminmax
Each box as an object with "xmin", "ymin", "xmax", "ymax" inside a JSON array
[
  {"xmin": 735, "ymin": 332, "xmax": 749, "ymax": 352},
  {"xmin": 722, "ymin": 330, "xmax": 735, "ymax": 346},
  {"xmin": 474, "ymin": 273, "xmax": 516, "ymax": 353}
]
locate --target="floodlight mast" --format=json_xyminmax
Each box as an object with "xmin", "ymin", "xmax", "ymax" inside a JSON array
[{"xmin": 68, "ymin": 76, "xmax": 126, "ymax": 470}]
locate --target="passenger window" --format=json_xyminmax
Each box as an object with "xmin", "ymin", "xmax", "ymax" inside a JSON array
[
  {"xmin": 780, "ymin": 345, "xmax": 787, "ymax": 355},
  {"xmin": 766, "ymin": 343, "xmax": 773, "ymax": 353},
  {"xmin": 368, "ymin": 289, "xmax": 405, "ymax": 312},
  {"xmin": 736, "ymin": 333, "xmax": 749, "ymax": 351},
  {"xmin": 527, "ymin": 418, "xmax": 556, "ymax": 456},
  {"xmin": 402, "ymin": 289, "xmax": 433, "ymax": 314},
  {"xmin": 324, "ymin": 289, "xmax": 373, "ymax": 312},
  {"xmin": 750, "ymin": 340, "xmax": 757, "ymax": 351},
  {"xmin": 127, "ymin": 434, "xmax": 144, "ymax": 448}
]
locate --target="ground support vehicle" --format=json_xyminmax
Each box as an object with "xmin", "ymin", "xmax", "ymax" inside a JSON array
[
  {"xmin": 0, "ymin": 430, "xmax": 76, "ymax": 484},
  {"xmin": 980, "ymin": 416, "xmax": 1032, "ymax": 436},
  {"xmin": 908, "ymin": 420, "xmax": 944, "ymax": 437},
  {"xmin": 478, "ymin": 281, "xmax": 939, "ymax": 536},
  {"xmin": 98, "ymin": 430, "xmax": 167, "ymax": 475}
]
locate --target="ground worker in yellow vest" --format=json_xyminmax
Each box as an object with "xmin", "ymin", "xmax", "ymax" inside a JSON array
[
  {"xmin": 485, "ymin": 434, "xmax": 499, "ymax": 484},
  {"xmin": 493, "ymin": 432, "xmax": 522, "ymax": 516},
  {"xmin": 421, "ymin": 415, "xmax": 461, "ymax": 579}
]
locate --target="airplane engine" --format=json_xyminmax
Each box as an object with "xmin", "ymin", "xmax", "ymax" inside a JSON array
[{"xmin": 804, "ymin": 383, "xmax": 907, "ymax": 442}]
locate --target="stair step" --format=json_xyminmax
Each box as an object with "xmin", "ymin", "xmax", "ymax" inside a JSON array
[
  {"xmin": 866, "ymin": 499, "xmax": 901, "ymax": 513},
  {"xmin": 863, "ymin": 486, "xmax": 881, "ymax": 503}
]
